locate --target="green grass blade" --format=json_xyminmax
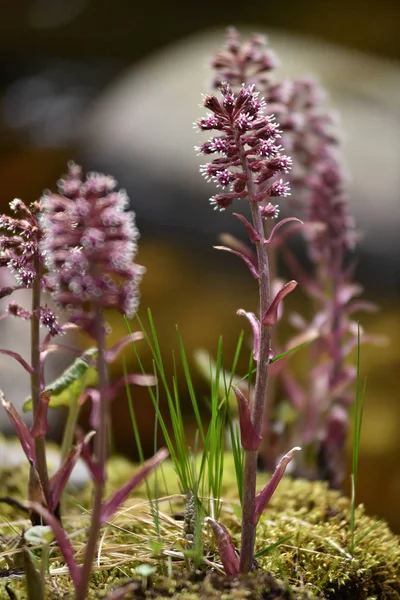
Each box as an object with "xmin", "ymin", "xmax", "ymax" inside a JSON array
[
  {"xmin": 254, "ymin": 534, "xmax": 293, "ymax": 559},
  {"xmin": 350, "ymin": 323, "xmax": 367, "ymax": 554}
]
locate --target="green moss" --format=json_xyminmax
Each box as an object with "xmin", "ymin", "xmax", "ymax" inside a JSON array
[{"xmin": 1, "ymin": 453, "xmax": 399, "ymax": 599}]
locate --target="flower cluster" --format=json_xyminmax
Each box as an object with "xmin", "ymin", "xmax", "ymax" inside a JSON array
[
  {"xmin": 196, "ymin": 84, "xmax": 291, "ymax": 212},
  {"xmin": 211, "ymin": 27, "xmax": 278, "ymax": 90},
  {"xmin": 0, "ymin": 199, "xmax": 42, "ymax": 287},
  {"xmin": 40, "ymin": 163, "xmax": 145, "ymax": 331},
  {"xmin": 211, "ymin": 29, "xmax": 355, "ymax": 257},
  {"xmin": 0, "ymin": 199, "xmax": 62, "ymax": 335}
]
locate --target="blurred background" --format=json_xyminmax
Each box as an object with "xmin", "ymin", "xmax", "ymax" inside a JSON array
[{"xmin": 0, "ymin": 1, "xmax": 399, "ymax": 531}]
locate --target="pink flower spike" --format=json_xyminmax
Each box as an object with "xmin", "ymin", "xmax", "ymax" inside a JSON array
[
  {"xmin": 264, "ymin": 218, "xmax": 303, "ymax": 245},
  {"xmin": 262, "ymin": 281, "xmax": 298, "ymax": 326},
  {"xmin": 104, "ymin": 332, "xmax": 144, "ymax": 363},
  {"xmin": 1, "ymin": 391, "xmax": 35, "ymax": 462},
  {"xmin": 214, "ymin": 246, "xmax": 259, "ymax": 279},
  {"xmin": 253, "ymin": 446, "xmax": 301, "ymax": 525},
  {"xmin": 236, "ymin": 310, "xmax": 260, "ymax": 360},
  {"xmin": 232, "ymin": 386, "xmax": 262, "ymax": 451},
  {"xmin": 29, "ymin": 501, "xmax": 82, "ymax": 588},
  {"xmin": 232, "ymin": 213, "xmax": 260, "ymax": 243},
  {"xmin": 30, "ymin": 390, "xmax": 51, "ymax": 438},
  {"xmin": 100, "ymin": 448, "xmax": 169, "ymax": 524},
  {"xmin": 49, "ymin": 442, "xmax": 84, "ymax": 511},
  {"xmin": 205, "ymin": 518, "xmax": 240, "ymax": 577}
]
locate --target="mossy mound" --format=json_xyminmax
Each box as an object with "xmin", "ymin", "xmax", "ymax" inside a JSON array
[{"xmin": 0, "ymin": 454, "xmax": 399, "ymax": 599}]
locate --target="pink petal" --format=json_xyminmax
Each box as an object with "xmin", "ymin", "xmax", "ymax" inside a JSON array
[
  {"xmin": 205, "ymin": 518, "xmax": 240, "ymax": 577},
  {"xmin": 236, "ymin": 310, "xmax": 260, "ymax": 361},
  {"xmin": 262, "ymin": 281, "xmax": 298, "ymax": 326},
  {"xmin": 253, "ymin": 447, "xmax": 301, "ymax": 525},
  {"xmin": 232, "ymin": 386, "xmax": 262, "ymax": 451},
  {"xmin": 100, "ymin": 448, "xmax": 169, "ymax": 524}
]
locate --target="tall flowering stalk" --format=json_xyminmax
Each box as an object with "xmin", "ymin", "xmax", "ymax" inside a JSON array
[
  {"xmin": 211, "ymin": 28, "xmax": 372, "ymax": 488},
  {"xmin": 196, "ymin": 84, "xmax": 300, "ymax": 573},
  {"xmin": 40, "ymin": 162, "xmax": 148, "ymax": 599},
  {"xmin": 0, "ymin": 199, "xmax": 61, "ymax": 507}
]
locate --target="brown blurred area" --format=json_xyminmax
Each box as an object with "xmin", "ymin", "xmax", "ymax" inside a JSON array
[{"xmin": 0, "ymin": 1, "xmax": 399, "ymax": 533}]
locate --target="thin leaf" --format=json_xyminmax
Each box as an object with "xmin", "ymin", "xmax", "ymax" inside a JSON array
[
  {"xmin": 30, "ymin": 391, "xmax": 51, "ymax": 438},
  {"xmin": 270, "ymin": 338, "xmax": 313, "ymax": 364},
  {"xmin": 104, "ymin": 332, "xmax": 144, "ymax": 363},
  {"xmin": 232, "ymin": 213, "xmax": 260, "ymax": 242},
  {"xmin": 1, "ymin": 391, "xmax": 35, "ymax": 462},
  {"xmin": 254, "ymin": 534, "xmax": 292, "ymax": 558},
  {"xmin": 100, "ymin": 448, "xmax": 168, "ymax": 524},
  {"xmin": 28, "ymin": 462, "xmax": 47, "ymax": 526},
  {"xmin": 254, "ymin": 447, "xmax": 301, "ymax": 525},
  {"xmin": 22, "ymin": 546, "xmax": 44, "ymax": 600},
  {"xmin": 205, "ymin": 517, "xmax": 240, "ymax": 577},
  {"xmin": 0, "ymin": 349, "xmax": 33, "ymax": 374},
  {"xmin": 24, "ymin": 526, "xmax": 54, "ymax": 546},
  {"xmin": 264, "ymin": 217, "xmax": 303, "ymax": 245},
  {"xmin": 29, "ymin": 502, "xmax": 81, "ymax": 588},
  {"xmin": 49, "ymin": 443, "xmax": 84, "ymax": 511},
  {"xmin": 350, "ymin": 324, "xmax": 367, "ymax": 554},
  {"xmin": 23, "ymin": 348, "xmax": 98, "ymax": 411},
  {"xmin": 262, "ymin": 281, "xmax": 298, "ymax": 326},
  {"xmin": 236, "ymin": 310, "xmax": 260, "ymax": 361},
  {"xmin": 75, "ymin": 429, "xmax": 104, "ymax": 483},
  {"xmin": 232, "ymin": 386, "xmax": 262, "ymax": 451},
  {"xmin": 214, "ymin": 246, "xmax": 259, "ymax": 279}
]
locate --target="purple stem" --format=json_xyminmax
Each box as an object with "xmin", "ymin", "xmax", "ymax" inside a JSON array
[
  {"xmin": 31, "ymin": 254, "xmax": 50, "ymax": 505},
  {"xmin": 237, "ymin": 134, "xmax": 272, "ymax": 574},
  {"xmin": 75, "ymin": 309, "xmax": 109, "ymax": 600}
]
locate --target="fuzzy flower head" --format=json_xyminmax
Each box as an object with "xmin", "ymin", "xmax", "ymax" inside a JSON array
[
  {"xmin": 196, "ymin": 84, "xmax": 291, "ymax": 211},
  {"xmin": 41, "ymin": 163, "xmax": 145, "ymax": 330},
  {"xmin": 211, "ymin": 27, "xmax": 278, "ymax": 90},
  {"xmin": 0, "ymin": 199, "xmax": 42, "ymax": 287}
]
